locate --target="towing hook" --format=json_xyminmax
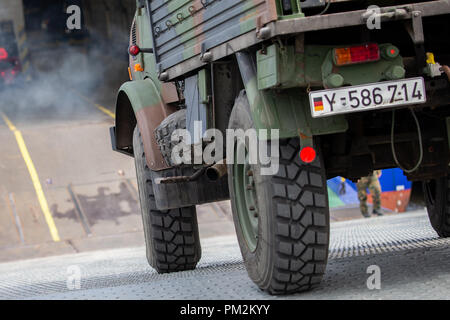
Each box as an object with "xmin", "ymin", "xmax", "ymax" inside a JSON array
[{"xmin": 206, "ymin": 162, "xmax": 227, "ymax": 181}]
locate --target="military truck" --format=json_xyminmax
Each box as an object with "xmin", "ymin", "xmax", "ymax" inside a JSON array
[{"xmin": 111, "ymin": 0, "xmax": 450, "ymax": 294}]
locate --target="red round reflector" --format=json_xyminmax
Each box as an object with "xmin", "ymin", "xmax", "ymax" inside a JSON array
[
  {"xmin": 129, "ymin": 45, "xmax": 140, "ymax": 56},
  {"xmin": 300, "ymin": 147, "xmax": 316, "ymax": 163},
  {"xmin": 0, "ymin": 47, "xmax": 8, "ymax": 60}
]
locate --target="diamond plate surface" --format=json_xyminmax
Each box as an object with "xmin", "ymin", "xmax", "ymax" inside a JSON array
[{"xmin": 0, "ymin": 210, "xmax": 449, "ymax": 300}]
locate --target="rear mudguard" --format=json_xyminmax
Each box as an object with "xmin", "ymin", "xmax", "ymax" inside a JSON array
[{"xmin": 115, "ymin": 78, "xmax": 178, "ymax": 171}]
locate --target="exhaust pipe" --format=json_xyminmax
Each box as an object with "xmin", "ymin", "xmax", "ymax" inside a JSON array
[{"xmin": 206, "ymin": 161, "xmax": 227, "ymax": 181}]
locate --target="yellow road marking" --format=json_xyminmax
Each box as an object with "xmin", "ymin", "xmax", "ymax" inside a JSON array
[
  {"xmin": 22, "ymin": 60, "xmax": 30, "ymax": 73},
  {"xmin": 1, "ymin": 113, "xmax": 61, "ymax": 242},
  {"xmin": 70, "ymin": 89, "xmax": 115, "ymax": 119},
  {"xmin": 96, "ymin": 104, "xmax": 116, "ymax": 119},
  {"xmin": 19, "ymin": 47, "xmax": 29, "ymax": 61},
  {"xmin": 18, "ymin": 33, "xmax": 27, "ymax": 48}
]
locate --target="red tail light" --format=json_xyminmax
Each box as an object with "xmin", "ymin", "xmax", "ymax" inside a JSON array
[
  {"xmin": 334, "ymin": 44, "xmax": 380, "ymax": 66},
  {"xmin": 0, "ymin": 47, "xmax": 8, "ymax": 60},
  {"xmin": 129, "ymin": 45, "xmax": 140, "ymax": 56}
]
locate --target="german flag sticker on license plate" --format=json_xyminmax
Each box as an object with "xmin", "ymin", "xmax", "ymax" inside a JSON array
[
  {"xmin": 313, "ymin": 97, "xmax": 324, "ymax": 112},
  {"xmin": 309, "ymin": 77, "xmax": 426, "ymax": 118}
]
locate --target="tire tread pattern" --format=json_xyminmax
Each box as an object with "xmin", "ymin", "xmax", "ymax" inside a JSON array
[
  {"xmin": 134, "ymin": 127, "xmax": 201, "ymax": 273},
  {"xmin": 155, "ymin": 109, "xmax": 186, "ymax": 167},
  {"xmin": 267, "ymin": 138, "xmax": 329, "ymax": 295}
]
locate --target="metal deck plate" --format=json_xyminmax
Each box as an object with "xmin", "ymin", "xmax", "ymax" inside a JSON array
[{"xmin": 0, "ymin": 210, "xmax": 449, "ymax": 300}]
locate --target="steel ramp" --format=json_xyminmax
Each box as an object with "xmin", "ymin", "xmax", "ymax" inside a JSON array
[{"xmin": 0, "ymin": 210, "xmax": 449, "ymax": 300}]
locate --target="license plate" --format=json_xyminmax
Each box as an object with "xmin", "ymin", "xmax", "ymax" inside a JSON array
[{"xmin": 309, "ymin": 77, "xmax": 426, "ymax": 118}]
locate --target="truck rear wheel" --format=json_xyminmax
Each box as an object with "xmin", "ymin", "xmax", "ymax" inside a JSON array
[
  {"xmin": 423, "ymin": 176, "xmax": 450, "ymax": 237},
  {"xmin": 227, "ymin": 92, "xmax": 330, "ymax": 295},
  {"xmin": 133, "ymin": 127, "xmax": 201, "ymax": 273}
]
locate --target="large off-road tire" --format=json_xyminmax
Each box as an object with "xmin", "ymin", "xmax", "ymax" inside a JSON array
[
  {"xmin": 133, "ymin": 126, "xmax": 201, "ymax": 272},
  {"xmin": 423, "ymin": 176, "xmax": 450, "ymax": 237},
  {"xmin": 155, "ymin": 109, "xmax": 186, "ymax": 167},
  {"xmin": 227, "ymin": 92, "xmax": 330, "ymax": 295}
]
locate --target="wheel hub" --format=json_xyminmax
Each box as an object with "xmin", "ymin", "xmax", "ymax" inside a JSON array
[{"xmin": 233, "ymin": 143, "xmax": 259, "ymax": 252}]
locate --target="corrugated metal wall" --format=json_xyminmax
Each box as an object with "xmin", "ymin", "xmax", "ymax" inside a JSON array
[{"xmin": 149, "ymin": 0, "xmax": 277, "ymax": 70}]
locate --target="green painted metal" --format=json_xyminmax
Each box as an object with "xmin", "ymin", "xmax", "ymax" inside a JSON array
[
  {"xmin": 233, "ymin": 143, "xmax": 258, "ymax": 252},
  {"xmin": 324, "ymin": 73, "xmax": 345, "ymax": 88},
  {"xmin": 125, "ymin": 1, "xmax": 411, "ymax": 152},
  {"xmin": 250, "ymin": 42, "xmax": 407, "ymax": 141},
  {"xmin": 257, "ymin": 44, "xmax": 280, "ymax": 89},
  {"xmin": 322, "ymin": 44, "xmax": 405, "ymax": 87},
  {"xmin": 384, "ymin": 65, "xmax": 406, "ymax": 80},
  {"xmin": 198, "ymin": 68, "xmax": 210, "ymax": 105},
  {"xmin": 257, "ymin": 43, "xmax": 322, "ymax": 90},
  {"xmin": 239, "ymin": 50, "xmax": 348, "ymax": 140},
  {"xmin": 257, "ymin": 43, "xmax": 406, "ymax": 90},
  {"xmin": 275, "ymin": 0, "xmax": 305, "ymax": 19},
  {"xmin": 118, "ymin": 79, "xmax": 163, "ymax": 113},
  {"xmin": 136, "ymin": 8, "xmax": 159, "ymax": 85},
  {"xmin": 248, "ymin": 86, "xmax": 348, "ymax": 139},
  {"xmin": 381, "ymin": 45, "xmax": 400, "ymax": 59},
  {"xmin": 250, "ymin": 42, "xmax": 405, "ymax": 140},
  {"xmin": 123, "ymin": 7, "xmax": 167, "ymax": 114},
  {"xmin": 149, "ymin": 0, "xmax": 278, "ymax": 71}
]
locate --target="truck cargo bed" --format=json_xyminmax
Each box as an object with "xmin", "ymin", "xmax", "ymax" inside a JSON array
[
  {"xmin": 148, "ymin": 0, "xmax": 278, "ymax": 71},
  {"xmin": 145, "ymin": 0, "xmax": 450, "ymax": 81}
]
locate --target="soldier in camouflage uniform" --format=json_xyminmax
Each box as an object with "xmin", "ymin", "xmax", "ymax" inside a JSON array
[{"xmin": 357, "ymin": 171, "xmax": 383, "ymax": 218}]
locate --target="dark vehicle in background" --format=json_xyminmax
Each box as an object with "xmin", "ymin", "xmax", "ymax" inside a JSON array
[{"xmin": 0, "ymin": 21, "xmax": 22, "ymax": 87}]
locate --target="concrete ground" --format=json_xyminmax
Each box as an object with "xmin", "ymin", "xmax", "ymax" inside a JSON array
[{"xmin": 0, "ymin": 72, "xmax": 240, "ymax": 263}]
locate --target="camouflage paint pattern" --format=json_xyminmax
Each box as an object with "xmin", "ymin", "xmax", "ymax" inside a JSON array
[
  {"xmin": 117, "ymin": 78, "xmax": 178, "ymax": 170},
  {"xmin": 116, "ymin": 0, "xmax": 407, "ymax": 170},
  {"xmin": 236, "ymin": 51, "xmax": 348, "ymax": 140},
  {"xmin": 257, "ymin": 43, "xmax": 405, "ymax": 90},
  {"xmin": 149, "ymin": 0, "xmax": 279, "ymax": 71},
  {"xmin": 117, "ymin": 4, "xmax": 185, "ymax": 171},
  {"xmin": 124, "ymin": 0, "xmax": 349, "ymax": 149},
  {"xmin": 357, "ymin": 171, "xmax": 382, "ymax": 215}
]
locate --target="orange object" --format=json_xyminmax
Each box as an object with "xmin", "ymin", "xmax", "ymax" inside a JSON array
[
  {"xmin": 367, "ymin": 189, "xmax": 411, "ymax": 213},
  {"xmin": 134, "ymin": 63, "xmax": 144, "ymax": 72},
  {"xmin": 128, "ymin": 67, "xmax": 133, "ymax": 80},
  {"xmin": 334, "ymin": 44, "xmax": 380, "ymax": 66},
  {"xmin": 334, "ymin": 48, "xmax": 352, "ymax": 65}
]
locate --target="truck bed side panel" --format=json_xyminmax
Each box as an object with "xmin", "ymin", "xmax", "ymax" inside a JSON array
[{"xmin": 149, "ymin": 0, "xmax": 277, "ymax": 71}]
